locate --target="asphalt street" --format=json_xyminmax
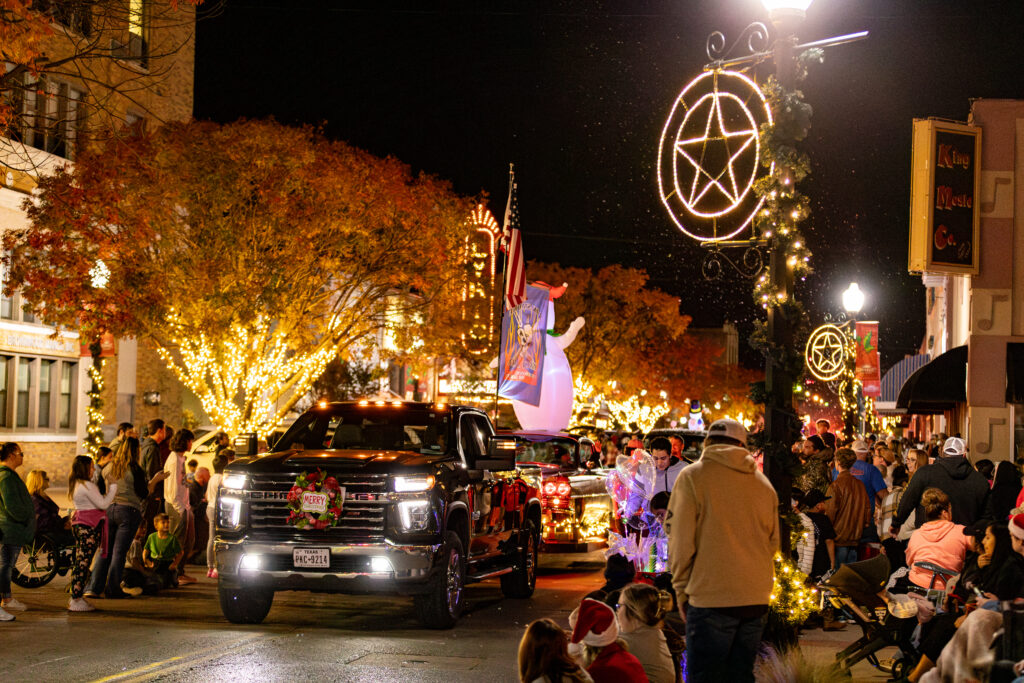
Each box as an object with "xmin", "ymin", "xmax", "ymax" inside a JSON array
[
  {"xmin": 4, "ymin": 551, "xmax": 607, "ymax": 683},
  {"xmin": 4, "ymin": 548, "xmax": 895, "ymax": 682}
]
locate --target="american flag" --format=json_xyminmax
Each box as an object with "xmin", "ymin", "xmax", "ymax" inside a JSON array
[{"xmin": 501, "ymin": 167, "xmax": 526, "ymax": 310}]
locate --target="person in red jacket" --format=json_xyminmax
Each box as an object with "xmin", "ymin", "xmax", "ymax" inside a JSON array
[{"xmin": 568, "ymin": 598, "xmax": 648, "ymax": 682}]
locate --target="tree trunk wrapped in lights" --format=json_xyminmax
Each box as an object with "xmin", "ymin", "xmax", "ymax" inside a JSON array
[{"xmin": 4, "ymin": 120, "xmax": 474, "ymax": 436}]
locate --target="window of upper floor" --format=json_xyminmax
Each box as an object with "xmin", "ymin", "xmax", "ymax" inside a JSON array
[
  {"xmin": 4, "ymin": 72, "xmax": 87, "ymax": 161},
  {"xmin": 34, "ymin": 0, "xmax": 94, "ymax": 38}
]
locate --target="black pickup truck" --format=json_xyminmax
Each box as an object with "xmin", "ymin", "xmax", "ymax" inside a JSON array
[{"xmin": 214, "ymin": 400, "xmax": 541, "ymax": 628}]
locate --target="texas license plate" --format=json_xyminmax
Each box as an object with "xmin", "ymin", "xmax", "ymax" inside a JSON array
[{"xmin": 293, "ymin": 548, "xmax": 330, "ymax": 569}]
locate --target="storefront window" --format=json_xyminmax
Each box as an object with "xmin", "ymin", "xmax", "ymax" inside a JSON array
[
  {"xmin": 16, "ymin": 358, "xmax": 30, "ymax": 427},
  {"xmin": 0, "ymin": 356, "xmax": 8, "ymax": 427},
  {"xmin": 59, "ymin": 362, "xmax": 72, "ymax": 429},
  {"xmin": 38, "ymin": 359, "xmax": 52, "ymax": 428}
]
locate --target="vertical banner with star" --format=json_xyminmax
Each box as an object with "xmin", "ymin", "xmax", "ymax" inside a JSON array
[
  {"xmin": 855, "ymin": 321, "xmax": 881, "ymax": 397},
  {"xmin": 497, "ymin": 284, "xmax": 548, "ymax": 406}
]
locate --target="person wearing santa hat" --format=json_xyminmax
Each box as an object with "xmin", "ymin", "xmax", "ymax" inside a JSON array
[
  {"xmin": 567, "ymin": 598, "xmax": 648, "ymax": 682},
  {"xmin": 1011, "ymin": 513, "xmax": 1024, "ymax": 557}
]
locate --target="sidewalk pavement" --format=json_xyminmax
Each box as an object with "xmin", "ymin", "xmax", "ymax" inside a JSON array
[{"xmin": 798, "ymin": 624, "xmax": 900, "ymax": 681}]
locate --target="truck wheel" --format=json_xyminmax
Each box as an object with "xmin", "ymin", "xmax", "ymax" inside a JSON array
[
  {"xmin": 219, "ymin": 584, "xmax": 274, "ymax": 624},
  {"xmin": 501, "ymin": 521, "xmax": 538, "ymax": 599},
  {"xmin": 414, "ymin": 530, "xmax": 465, "ymax": 629}
]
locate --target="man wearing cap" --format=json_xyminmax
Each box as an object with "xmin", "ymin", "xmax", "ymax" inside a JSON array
[
  {"xmin": 665, "ymin": 418, "xmax": 778, "ymax": 683},
  {"xmin": 891, "ymin": 437, "xmax": 990, "ymax": 537}
]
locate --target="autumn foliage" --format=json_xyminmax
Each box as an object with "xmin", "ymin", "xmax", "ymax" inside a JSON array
[
  {"xmin": 527, "ymin": 260, "xmax": 761, "ymax": 421},
  {"xmin": 4, "ymin": 119, "xmax": 475, "ymax": 433}
]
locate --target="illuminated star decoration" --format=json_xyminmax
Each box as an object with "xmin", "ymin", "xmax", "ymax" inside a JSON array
[
  {"xmin": 805, "ymin": 324, "xmax": 848, "ymax": 382},
  {"xmin": 657, "ymin": 69, "xmax": 772, "ymax": 242},
  {"xmin": 674, "ymin": 90, "xmax": 759, "ymax": 218}
]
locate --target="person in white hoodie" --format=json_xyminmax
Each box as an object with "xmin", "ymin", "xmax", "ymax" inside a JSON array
[
  {"xmin": 68, "ymin": 455, "xmax": 117, "ymax": 612},
  {"xmin": 665, "ymin": 419, "xmax": 778, "ymax": 683},
  {"xmin": 163, "ymin": 429, "xmax": 197, "ymax": 584},
  {"xmin": 650, "ymin": 437, "xmax": 687, "ymax": 497}
]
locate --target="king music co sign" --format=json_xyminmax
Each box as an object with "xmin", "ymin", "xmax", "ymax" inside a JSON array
[{"xmin": 908, "ymin": 119, "xmax": 981, "ymax": 275}]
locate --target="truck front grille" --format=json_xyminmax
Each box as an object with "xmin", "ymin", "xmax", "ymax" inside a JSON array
[{"xmin": 246, "ymin": 473, "xmax": 388, "ymax": 541}]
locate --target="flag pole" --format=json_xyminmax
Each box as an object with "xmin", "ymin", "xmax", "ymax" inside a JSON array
[{"xmin": 493, "ymin": 163, "xmax": 514, "ymax": 422}]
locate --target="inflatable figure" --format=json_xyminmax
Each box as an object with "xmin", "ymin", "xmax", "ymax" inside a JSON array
[
  {"xmin": 512, "ymin": 284, "xmax": 584, "ymax": 432},
  {"xmin": 687, "ymin": 400, "xmax": 705, "ymax": 431},
  {"xmin": 490, "ymin": 282, "xmax": 584, "ymax": 433}
]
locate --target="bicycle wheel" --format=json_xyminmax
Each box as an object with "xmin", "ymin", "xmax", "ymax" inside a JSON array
[{"xmin": 12, "ymin": 536, "xmax": 59, "ymax": 588}]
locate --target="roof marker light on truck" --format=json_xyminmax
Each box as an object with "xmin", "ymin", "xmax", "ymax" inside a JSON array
[{"xmin": 358, "ymin": 400, "xmax": 369, "ymax": 406}]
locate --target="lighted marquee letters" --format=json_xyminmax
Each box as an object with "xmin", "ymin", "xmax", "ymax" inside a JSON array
[
  {"xmin": 461, "ymin": 205, "xmax": 500, "ymax": 355},
  {"xmin": 657, "ymin": 69, "xmax": 772, "ymax": 242}
]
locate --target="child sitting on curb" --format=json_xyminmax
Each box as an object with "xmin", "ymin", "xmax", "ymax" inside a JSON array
[{"xmin": 144, "ymin": 513, "xmax": 183, "ymax": 588}]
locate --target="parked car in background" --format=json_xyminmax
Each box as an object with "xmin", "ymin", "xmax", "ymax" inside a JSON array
[
  {"xmin": 643, "ymin": 428, "xmax": 707, "ymax": 463},
  {"xmin": 505, "ymin": 431, "xmax": 612, "ymax": 551}
]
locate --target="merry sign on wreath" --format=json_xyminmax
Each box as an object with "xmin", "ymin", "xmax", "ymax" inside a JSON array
[{"xmin": 286, "ymin": 469, "xmax": 345, "ymax": 530}]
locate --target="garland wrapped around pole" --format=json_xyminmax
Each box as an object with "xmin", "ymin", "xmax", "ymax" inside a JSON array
[{"xmin": 83, "ymin": 340, "xmax": 106, "ymax": 458}]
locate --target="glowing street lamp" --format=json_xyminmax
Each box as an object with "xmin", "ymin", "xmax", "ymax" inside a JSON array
[
  {"xmin": 762, "ymin": 0, "xmax": 814, "ymax": 23},
  {"xmin": 842, "ymin": 282, "xmax": 865, "ymax": 314}
]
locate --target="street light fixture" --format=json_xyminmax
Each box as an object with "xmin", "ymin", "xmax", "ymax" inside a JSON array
[
  {"xmin": 762, "ymin": 0, "xmax": 813, "ymax": 26},
  {"xmin": 842, "ymin": 282, "xmax": 865, "ymax": 314}
]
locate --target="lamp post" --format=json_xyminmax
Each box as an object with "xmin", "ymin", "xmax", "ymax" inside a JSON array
[{"xmin": 841, "ymin": 282, "xmax": 866, "ymax": 437}]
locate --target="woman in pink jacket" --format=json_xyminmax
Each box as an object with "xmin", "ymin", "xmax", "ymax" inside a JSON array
[{"xmin": 905, "ymin": 487, "xmax": 972, "ymax": 590}]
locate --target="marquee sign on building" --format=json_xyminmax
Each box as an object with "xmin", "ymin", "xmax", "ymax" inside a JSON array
[
  {"xmin": 908, "ymin": 119, "xmax": 981, "ymax": 275},
  {"xmin": 461, "ymin": 205, "xmax": 500, "ymax": 355}
]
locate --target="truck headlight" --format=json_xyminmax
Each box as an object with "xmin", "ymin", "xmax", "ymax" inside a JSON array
[
  {"xmin": 221, "ymin": 474, "xmax": 247, "ymax": 490},
  {"xmin": 218, "ymin": 496, "xmax": 242, "ymax": 529},
  {"xmin": 394, "ymin": 475, "xmax": 434, "ymax": 492},
  {"xmin": 398, "ymin": 500, "xmax": 431, "ymax": 531}
]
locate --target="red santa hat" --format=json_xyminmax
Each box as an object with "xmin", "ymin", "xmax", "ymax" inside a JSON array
[
  {"xmin": 1010, "ymin": 514, "xmax": 1024, "ymax": 542},
  {"xmin": 568, "ymin": 598, "xmax": 619, "ymax": 647}
]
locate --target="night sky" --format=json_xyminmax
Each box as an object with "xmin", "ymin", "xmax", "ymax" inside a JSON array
[{"xmin": 194, "ymin": 0, "xmax": 1024, "ymax": 372}]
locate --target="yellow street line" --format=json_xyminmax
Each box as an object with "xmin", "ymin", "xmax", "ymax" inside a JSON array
[{"xmin": 87, "ymin": 634, "xmax": 265, "ymax": 683}]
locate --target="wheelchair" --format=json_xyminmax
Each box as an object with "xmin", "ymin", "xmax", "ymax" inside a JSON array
[{"xmin": 12, "ymin": 531, "xmax": 75, "ymax": 588}]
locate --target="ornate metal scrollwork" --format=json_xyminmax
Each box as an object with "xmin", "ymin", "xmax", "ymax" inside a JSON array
[
  {"xmin": 706, "ymin": 22, "xmax": 771, "ymax": 64},
  {"xmin": 701, "ymin": 243, "xmax": 766, "ymax": 282}
]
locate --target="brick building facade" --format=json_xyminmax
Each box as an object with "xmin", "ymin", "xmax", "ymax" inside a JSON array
[{"xmin": 0, "ymin": 1, "xmax": 197, "ymax": 483}]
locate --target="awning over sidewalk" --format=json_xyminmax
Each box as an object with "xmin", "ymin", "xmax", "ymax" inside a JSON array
[
  {"xmin": 875, "ymin": 354, "xmax": 931, "ymax": 414},
  {"xmin": 895, "ymin": 345, "xmax": 967, "ymax": 414}
]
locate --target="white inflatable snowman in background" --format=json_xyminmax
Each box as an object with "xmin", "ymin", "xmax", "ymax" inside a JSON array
[{"xmin": 511, "ymin": 283, "xmax": 585, "ymax": 433}]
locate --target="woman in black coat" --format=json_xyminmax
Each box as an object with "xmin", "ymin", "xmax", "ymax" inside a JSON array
[{"xmin": 987, "ymin": 461, "xmax": 1022, "ymax": 522}]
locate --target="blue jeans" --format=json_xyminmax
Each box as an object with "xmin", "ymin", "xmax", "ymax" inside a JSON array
[
  {"xmin": 836, "ymin": 545, "xmax": 858, "ymax": 567},
  {"xmin": 0, "ymin": 544, "xmax": 20, "ymax": 598},
  {"xmin": 685, "ymin": 605, "xmax": 767, "ymax": 683},
  {"xmin": 86, "ymin": 504, "xmax": 141, "ymax": 597}
]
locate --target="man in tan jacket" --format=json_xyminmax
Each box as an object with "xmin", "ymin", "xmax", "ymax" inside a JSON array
[{"xmin": 665, "ymin": 419, "xmax": 778, "ymax": 683}]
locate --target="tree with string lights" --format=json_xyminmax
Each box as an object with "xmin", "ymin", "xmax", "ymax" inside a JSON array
[{"xmin": 3, "ymin": 119, "xmax": 474, "ymax": 436}]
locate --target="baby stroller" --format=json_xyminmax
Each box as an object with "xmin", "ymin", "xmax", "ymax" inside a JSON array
[{"xmin": 819, "ymin": 554, "xmax": 922, "ymax": 678}]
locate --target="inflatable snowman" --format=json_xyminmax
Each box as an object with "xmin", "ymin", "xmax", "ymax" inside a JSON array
[{"xmin": 492, "ymin": 283, "xmax": 585, "ymax": 433}]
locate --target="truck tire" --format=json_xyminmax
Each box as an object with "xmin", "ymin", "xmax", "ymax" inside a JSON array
[
  {"xmin": 501, "ymin": 520, "xmax": 538, "ymax": 599},
  {"xmin": 219, "ymin": 584, "xmax": 274, "ymax": 624},
  {"xmin": 414, "ymin": 530, "xmax": 465, "ymax": 629}
]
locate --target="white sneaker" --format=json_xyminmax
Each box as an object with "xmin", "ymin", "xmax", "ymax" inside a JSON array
[
  {"xmin": 68, "ymin": 598, "xmax": 96, "ymax": 612},
  {"xmin": 122, "ymin": 585, "xmax": 143, "ymax": 597},
  {"xmin": 2, "ymin": 598, "xmax": 27, "ymax": 612},
  {"xmin": 0, "ymin": 606, "xmax": 14, "ymax": 622}
]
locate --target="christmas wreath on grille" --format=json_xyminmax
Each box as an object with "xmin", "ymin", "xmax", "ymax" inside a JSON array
[{"xmin": 286, "ymin": 469, "xmax": 345, "ymax": 530}]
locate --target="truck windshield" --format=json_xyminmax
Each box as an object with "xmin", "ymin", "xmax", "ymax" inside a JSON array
[
  {"xmin": 515, "ymin": 438, "xmax": 577, "ymax": 467},
  {"xmin": 273, "ymin": 407, "xmax": 451, "ymax": 454}
]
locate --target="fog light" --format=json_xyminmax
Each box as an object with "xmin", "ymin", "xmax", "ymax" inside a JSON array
[
  {"xmin": 240, "ymin": 554, "xmax": 261, "ymax": 572},
  {"xmin": 370, "ymin": 556, "xmax": 393, "ymax": 573}
]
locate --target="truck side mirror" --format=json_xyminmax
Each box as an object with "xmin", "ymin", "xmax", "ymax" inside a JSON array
[
  {"xmin": 233, "ymin": 433, "xmax": 258, "ymax": 458},
  {"xmin": 473, "ymin": 436, "xmax": 517, "ymax": 471}
]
